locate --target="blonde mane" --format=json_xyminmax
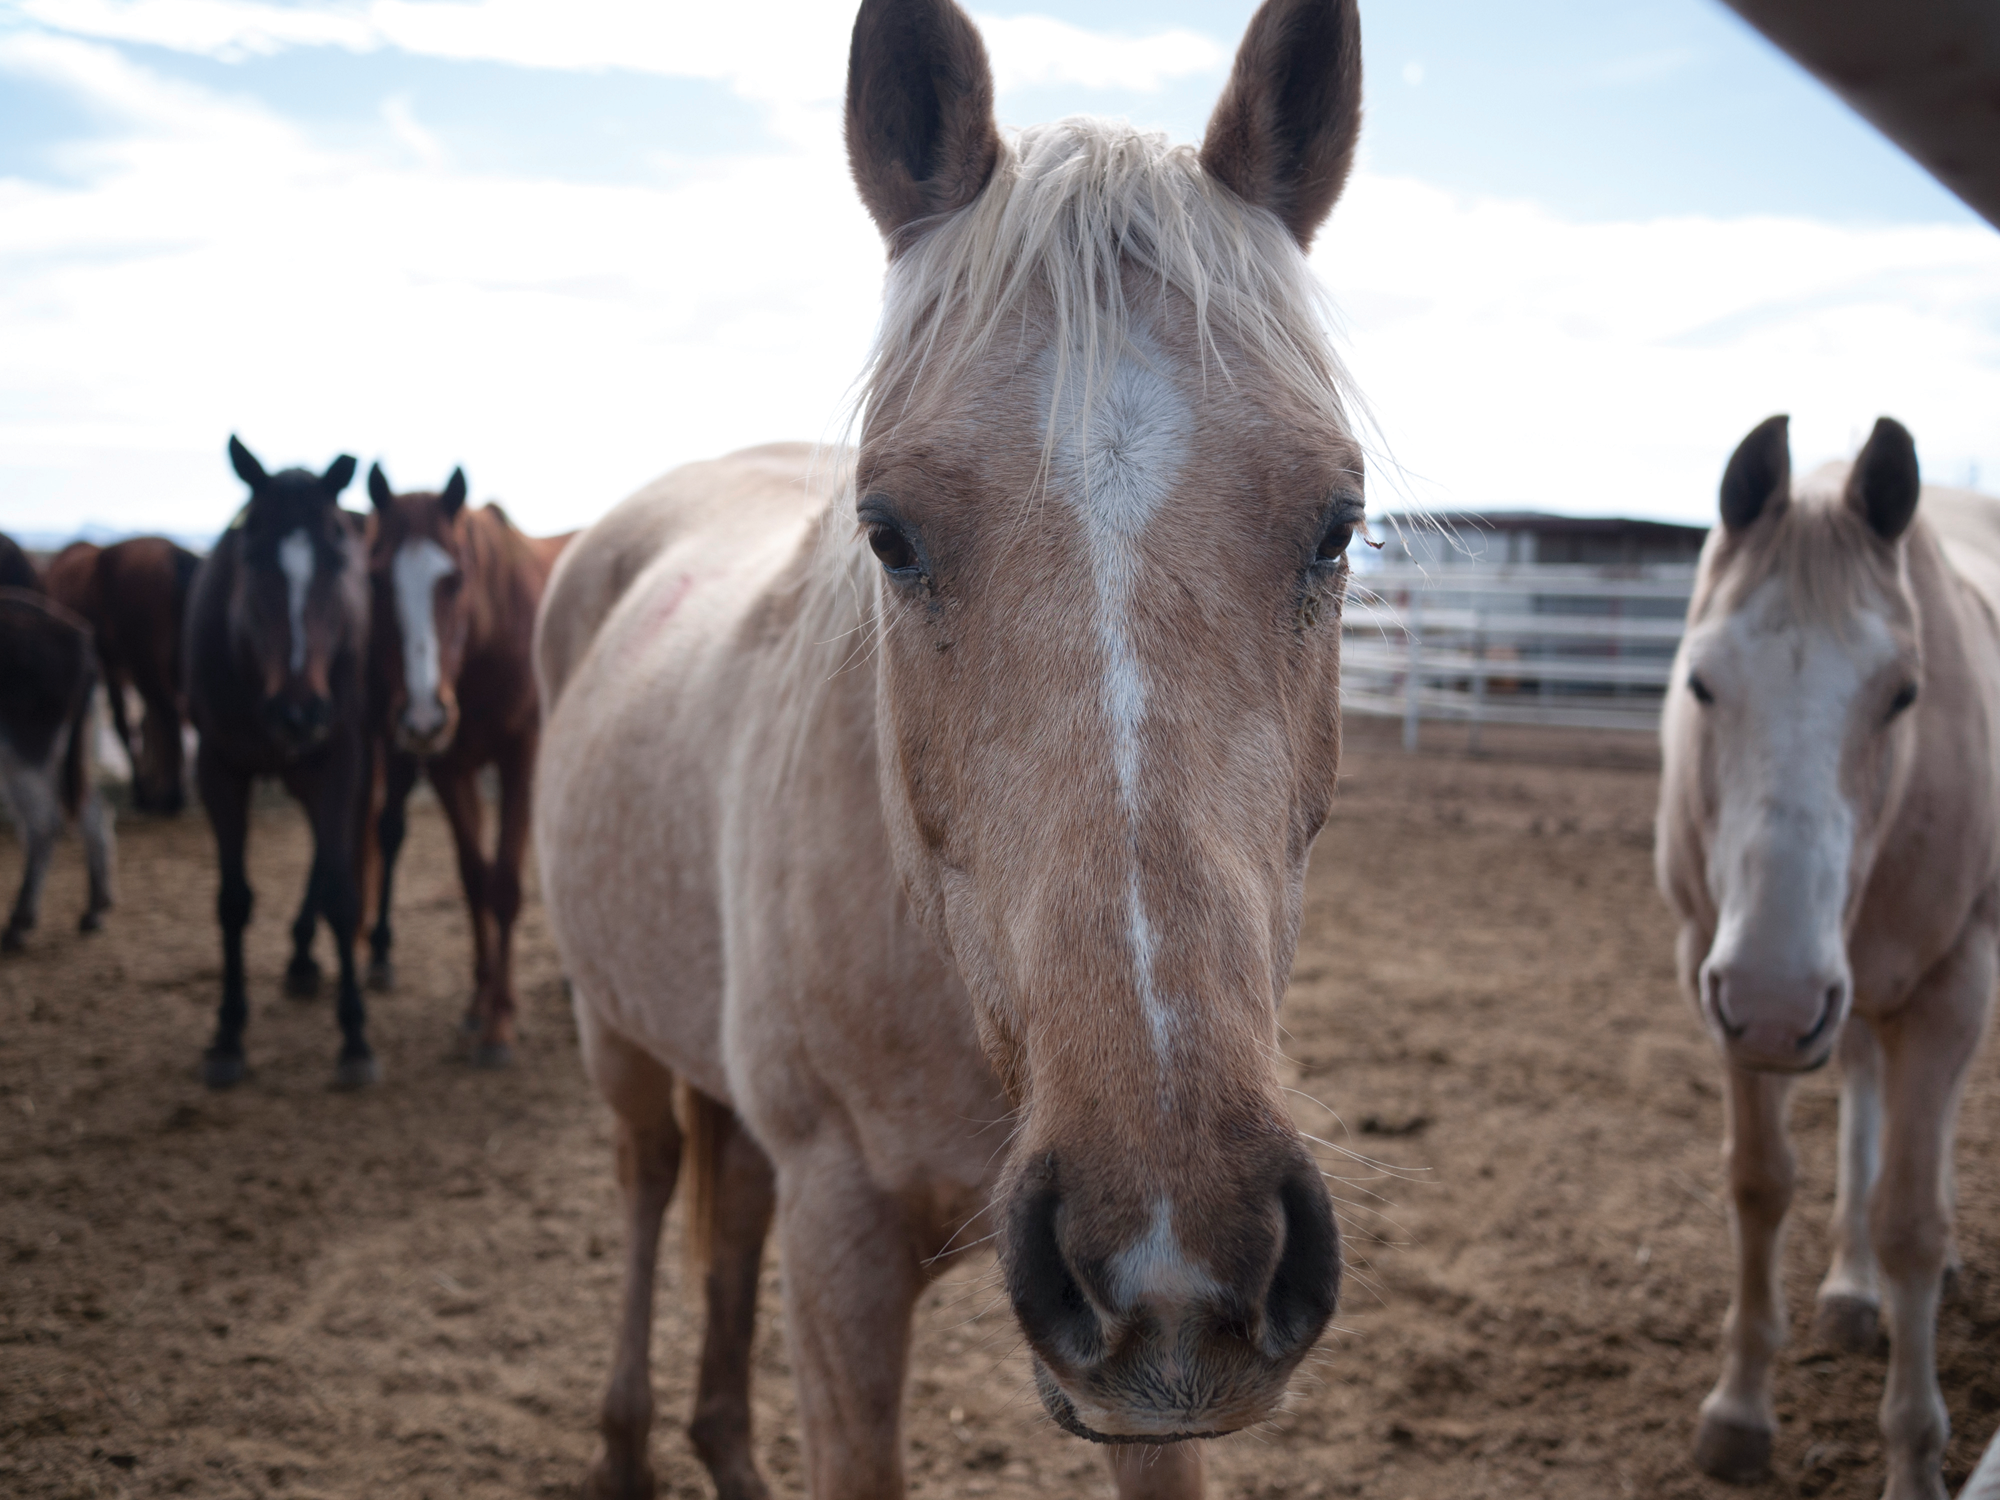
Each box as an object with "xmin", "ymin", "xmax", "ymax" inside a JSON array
[{"xmin": 856, "ymin": 117, "xmax": 1355, "ymax": 464}]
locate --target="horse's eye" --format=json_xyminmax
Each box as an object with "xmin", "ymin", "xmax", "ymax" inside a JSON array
[
  {"xmin": 866, "ymin": 521, "xmax": 919, "ymax": 576},
  {"xmin": 1315, "ymin": 497, "xmax": 1361, "ymax": 563},
  {"xmin": 1688, "ymin": 674, "xmax": 1715, "ymax": 706},
  {"xmin": 1887, "ymin": 682, "xmax": 1918, "ymax": 721}
]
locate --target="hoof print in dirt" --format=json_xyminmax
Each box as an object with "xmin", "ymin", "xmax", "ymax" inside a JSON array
[
  {"xmin": 333, "ymin": 1052, "xmax": 382, "ymax": 1090},
  {"xmin": 1693, "ymin": 1414, "xmax": 1772, "ymax": 1484},
  {"xmin": 1812, "ymin": 1294, "xmax": 1883, "ymax": 1353},
  {"xmin": 284, "ymin": 958, "xmax": 322, "ymax": 999},
  {"xmin": 202, "ymin": 1050, "xmax": 247, "ymax": 1090}
]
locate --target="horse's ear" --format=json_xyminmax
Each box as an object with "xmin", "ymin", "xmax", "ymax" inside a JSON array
[
  {"xmin": 1720, "ymin": 415, "xmax": 1791, "ymax": 534},
  {"xmin": 845, "ymin": 0, "xmax": 1000, "ymax": 249},
  {"xmin": 441, "ymin": 468, "xmax": 468, "ymax": 518},
  {"xmin": 1200, "ymin": 0, "xmax": 1363, "ymax": 249},
  {"xmin": 322, "ymin": 454, "xmax": 358, "ymax": 498},
  {"xmin": 228, "ymin": 435, "xmax": 269, "ymax": 492},
  {"xmin": 1845, "ymin": 417, "xmax": 1920, "ymax": 543},
  {"xmin": 368, "ymin": 462, "xmax": 393, "ymax": 510}
]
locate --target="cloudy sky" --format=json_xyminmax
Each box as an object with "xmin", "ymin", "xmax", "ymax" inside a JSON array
[{"xmin": 2, "ymin": 0, "xmax": 1995, "ymax": 542}]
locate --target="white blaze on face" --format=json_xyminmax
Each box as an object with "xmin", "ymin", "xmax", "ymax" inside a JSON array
[
  {"xmin": 1106, "ymin": 1197, "xmax": 1223, "ymax": 1316},
  {"xmin": 1698, "ymin": 577, "xmax": 1899, "ymax": 988},
  {"xmin": 1049, "ymin": 329, "xmax": 1192, "ymax": 1061},
  {"xmin": 277, "ymin": 529, "xmax": 314, "ymax": 676},
  {"xmin": 393, "ymin": 538, "xmax": 456, "ymax": 735}
]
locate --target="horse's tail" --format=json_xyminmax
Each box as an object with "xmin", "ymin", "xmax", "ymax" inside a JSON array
[{"xmin": 676, "ymin": 1079, "xmax": 725, "ymax": 1284}]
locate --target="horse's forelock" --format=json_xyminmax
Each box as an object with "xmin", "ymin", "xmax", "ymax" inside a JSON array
[
  {"xmin": 856, "ymin": 118, "xmax": 1354, "ymax": 474},
  {"xmin": 1704, "ymin": 474, "xmax": 1908, "ymax": 634}
]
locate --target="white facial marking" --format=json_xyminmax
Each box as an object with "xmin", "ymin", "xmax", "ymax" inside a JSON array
[
  {"xmin": 393, "ymin": 538, "xmax": 456, "ymax": 735},
  {"xmin": 277, "ymin": 529, "xmax": 314, "ymax": 676},
  {"xmin": 1106, "ymin": 1197, "xmax": 1221, "ymax": 1314},
  {"xmin": 1702, "ymin": 577, "xmax": 1899, "ymax": 987},
  {"xmin": 1050, "ymin": 330, "xmax": 1191, "ymax": 1063}
]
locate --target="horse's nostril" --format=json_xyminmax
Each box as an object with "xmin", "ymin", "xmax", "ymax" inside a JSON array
[
  {"xmin": 1004, "ymin": 1169, "xmax": 1104, "ymax": 1370},
  {"xmin": 1800, "ymin": 985, "xmax": 1842, "ymax": 1051},
  {"xmin": 1707, "ymin": 972, "xmax": 1747, "ymax": 1040},
  {"xmin": 1263, "ymin": 1163, "xmax": 1341, "ymax": 1359}
]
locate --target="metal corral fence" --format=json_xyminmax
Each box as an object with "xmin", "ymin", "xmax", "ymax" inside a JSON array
[{"xmin": 1341, "ymin": 561, "xmax": 1699, "ymax": 749}]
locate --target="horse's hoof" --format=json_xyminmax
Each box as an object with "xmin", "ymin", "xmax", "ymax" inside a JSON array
[
  {"xmin": 1693, "ymin": 1413, "xmax": 1773, "ymax": 1484},
  {"xmin": 367, "ymin": 958, "xmax": 395, "ymax": 992},
  {"xmin": 1941, "ymin": 1260, "xmax": 1963, "ymax": 1304},
  {"xmin": 203, "ymin": 1049, "xmax": 247, "ymax": 1090},
  {"xmin": 1813, "ymin": 1293, "xmax": 1882, "ymax": 1352},
  {"xmin": 584, "ymin": 1450, "xmax": 656, "ymax": 1500},
  {"xmin": 1, "ymin": 928, "xmax": 24, "ymax": 955},
  {"xmin": 473, "ymin": 1040, "xmax": 515, "ymax": 1070},
  {"xmin": 284, "ymin": 959, "xmax": 322, "ymax": 1000},
  {"xmin": 333, "ymin": 1053, "xmax": 382, "ymax": 1090}
]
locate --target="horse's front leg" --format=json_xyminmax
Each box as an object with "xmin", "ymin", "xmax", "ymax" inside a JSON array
[
  {"xmin": 1694, "ymin": 1064, "xmax": 1795, "ymax": 1483},
  {"xmin": 368, "ymin": 749, "xmax": 420, "ymax": 991},
  {"xmin": 1, "ymin": 760, "xmax": 61, "ymax": 950},
  {"xmin": 290, "ymin": 744, "xmax": 377, "ymax": 1087},
  {"xmin": 1815, "ymin": 1017, "xmax": 1884, "ymax": 1350},
  {"xmin": 1109, "ymin": 1443, "xmax": 1205, "ymax": 1498},
  {"xmin": 471, "ymin": 731, "xmax": 536, "ymax": 1067},
  {"xmin": 1870, "ymin": 929, "xmax": 1992, "ymax": 1500},
  {"xmin": 777, "ymin": 1140, "xmax": 925, "ymax": 1499},
  {"xmin": 430, "ymin": 762, "xmax": 495, "ymax": 1053},
  {"xmin": 581, "ymin": 1012, "xmax": 684, "ymax": 1500},
  {"xmin": 196, "ymin": 744, "xmax": 254, "ymax": 1087}
]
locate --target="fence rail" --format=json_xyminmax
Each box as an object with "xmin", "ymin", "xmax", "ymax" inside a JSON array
[{"xmin": 1341, "ymin": 563, "xmax": 1697, "ymax": 748}]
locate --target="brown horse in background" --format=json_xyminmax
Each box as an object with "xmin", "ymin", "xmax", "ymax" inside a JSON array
[
  {"xmin": 44, "ymin": 537, "xmax": 203, "ymax": 815},
  {"xmin": 365, "ymin": 463, "xmax": 568, "ymax": 1067}
]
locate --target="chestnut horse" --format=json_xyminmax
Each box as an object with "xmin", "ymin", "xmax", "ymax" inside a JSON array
[
  {"xmin": 44, "ymin": 537, "xmax": 203, "ymax": 814},
  {"xmin": 0, "ymin": 586, "xmax": 114, "ymax": 949},
  {"xmin": 535, "ymin": 2, "xmax": 1366, "ymax": 1495},
  {"xmin": 187, "ymin": 437, "xmax": 378, "ymax": 1089},
  {"xmin": 1659, "ymin": 416, "xmax": 1999, "ymax": 1500},
  {"xmin": 363, "ymin": 463, "xmax": 567, "ymax": 1066}
]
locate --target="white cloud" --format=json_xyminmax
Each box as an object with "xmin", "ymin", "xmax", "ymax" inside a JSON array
[
  {"xmin": 1316, "ymin": 177, "xmax": 2000, "ymax": 519},
  {"xmin": 3, "ymin": 16, "xmax": 1998, "ymax": 542}
]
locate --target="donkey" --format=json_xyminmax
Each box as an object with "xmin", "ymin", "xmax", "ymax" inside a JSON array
[
  {"xmin": 1658, "ymin": 415, "xmax": 1999, "ymax": 1500},
  {"xmin": 45, "ymin": 536, "xmax": 203, "ymax": 814},
  {"xmin": 364, "ymin": 462, "xmax": 568, "ymax": 1066},
  {"xmin": 0, "ymin": 587, "xmax": 114, "ymax": 950},
  {"xmin": 186, "ymin": 436, "xmax": 378, "ymax": 1089},
  {"xmin": 535, "ymin": 2, "xmax": 1366, "ymax": 1495}
]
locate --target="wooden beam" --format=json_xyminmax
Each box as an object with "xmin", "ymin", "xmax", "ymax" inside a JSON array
[{"xmin": 1719, "ymin": 0, "xmax": 2000, "ymax": 228}]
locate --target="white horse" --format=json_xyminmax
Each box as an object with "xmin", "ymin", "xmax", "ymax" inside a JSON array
[
  {"xmin": 1658, "ymin": 414, "xmax": 1999, "ymax": 1500},
  {"xmin": 535, "ymin": 0, "xmax": 1370, "ymax": 1495}
]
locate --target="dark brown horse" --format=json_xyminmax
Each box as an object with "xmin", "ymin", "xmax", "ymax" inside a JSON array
[
  {"xmin": 0, "ymin": 532, "xmax": 37, "ymax": 592},
  {"xmin": 44, "ymin": 537, "xmax": 203, "ymax": 815},
  {"xmin": 186, "ymin": 437, "xmax": 376, "ymax": 1089},
  {"xmin": 0, "ymin": 583, "xmax": 114, "ymax": 950},
  {"xmin": 365, "ymin": 463, "xmax": 568, "ymax": 1066}
]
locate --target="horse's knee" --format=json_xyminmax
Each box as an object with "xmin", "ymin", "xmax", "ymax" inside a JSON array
[
  {"xmin": 218, "ymin": 878, "xmax": 252, "ymax": 930},
  {"xmin": 488, "ymin": 865, "xmax": 522, "ymax": 926},
  {"xmin": 1873, "ymin": 1204, "xmax": 1948, "ymax": 1282}
]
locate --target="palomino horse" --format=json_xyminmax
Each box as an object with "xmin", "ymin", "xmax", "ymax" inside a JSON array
[
  {"xmin": 364, "ymin": 462, "xmax": 567, "ymax": 1066},
  {"xmin": 536, "ymin": 1, "xmax": 1365, "ymax": 1494},
  {"xmin": 0, "ymin": 587, "xmax": 114, "ymax": 949},
  {"xmin": 45, "ymin": 536, "xmax": 203, "ymax": 814},
  {"xmin": 1659, "ymin": 415, "xmax": 1999, "ymax": 1500},
  {"xmin": 187, "ymin": 437, "xmax": 378, "ymax": 1089}
]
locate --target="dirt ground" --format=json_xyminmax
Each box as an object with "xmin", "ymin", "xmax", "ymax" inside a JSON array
[{"xmin": 2, "ymin": 715, "xmax": 1995, "ymax": 1500}]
